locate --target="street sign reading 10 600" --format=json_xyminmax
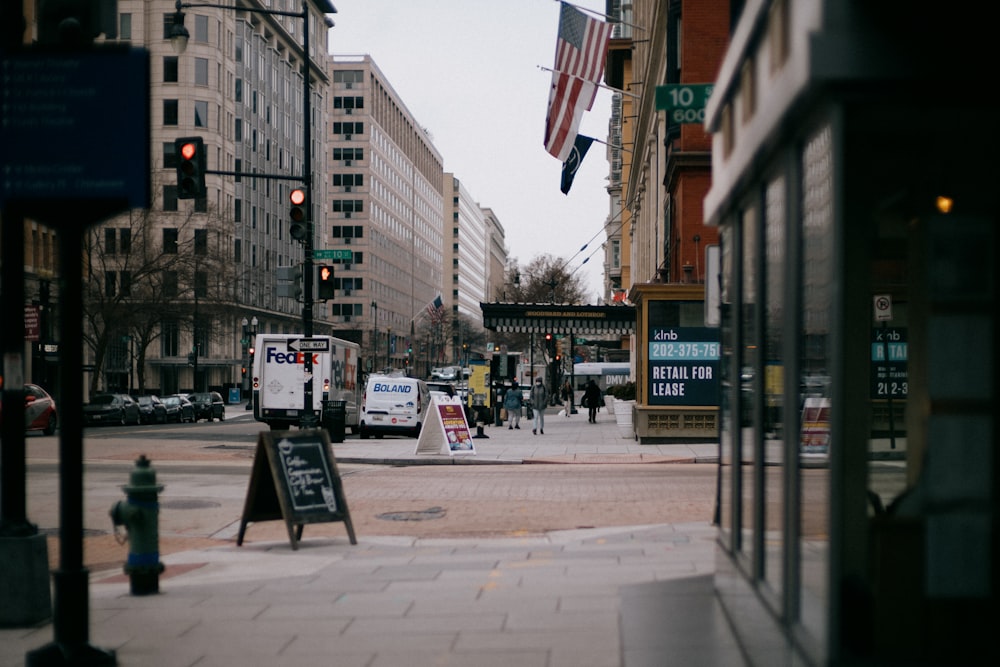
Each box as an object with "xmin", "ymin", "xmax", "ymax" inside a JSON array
[
  {"xmin": 655, "ymin": 84, "xmax": 714, "ymax": 124},
  {"xmin": 314, "ymin": 249, "xmax": 353, "ymax": 260}
]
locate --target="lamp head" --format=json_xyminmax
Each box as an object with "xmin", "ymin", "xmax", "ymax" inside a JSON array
[{"xmin": 169, "ymin": 11, "xmax": 189, "ymax": 54}]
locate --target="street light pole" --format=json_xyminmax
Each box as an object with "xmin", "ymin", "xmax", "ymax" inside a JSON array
[
  {"xmin": 371, "ymin": 301, "xmax": 378, "ymax": 372},
  {"xmin": 172, "ymin": 0, "xmax": 326, "ymax": 427}
]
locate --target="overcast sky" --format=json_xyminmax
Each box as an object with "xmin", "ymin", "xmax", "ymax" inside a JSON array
[{"xmin": 327, "ymin": 0, "xmax": 614, "ymax": 301}]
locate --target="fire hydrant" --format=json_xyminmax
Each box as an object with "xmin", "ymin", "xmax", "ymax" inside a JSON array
[{"xmin": 110, "ymin": 455, "xmax": 165, "ymax": 595}]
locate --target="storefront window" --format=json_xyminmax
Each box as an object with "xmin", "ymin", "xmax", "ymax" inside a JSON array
[
  {"xmin": 718, "ymin": 226, "xmax": 736, "ymax": 547},
  {"xmin": 798, "ymin": 123, "xmax": 833, "ymax": 649},
  {"xmin": 739, "ymin": 205, "xmax": 758, "ymax": 556},
  {"xmin": 763, "ymin": 175, "xmax": 786, "ymax": 595}
]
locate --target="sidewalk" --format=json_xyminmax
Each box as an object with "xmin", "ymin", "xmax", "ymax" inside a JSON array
[{"xmin": 1, "ymin": 406, "xmax": 744, "ymax": 667}]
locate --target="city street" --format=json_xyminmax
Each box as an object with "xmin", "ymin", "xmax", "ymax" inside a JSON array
[{"xmin": 24, "ymin": 411, "xmax": 718, "ymax": 573}]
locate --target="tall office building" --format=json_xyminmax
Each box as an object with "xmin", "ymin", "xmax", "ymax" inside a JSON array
[
  {"xmin": 327, "ymin": 55, "xmax": 445, "ymax": 372},
  {"xmin": 80, "ymin": 0, "xmax": 336, "ymax": 396}
]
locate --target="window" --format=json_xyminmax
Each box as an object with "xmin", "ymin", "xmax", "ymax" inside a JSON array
[
  {"xmin": 194, "ymin": 100, "xmax": 208, "ymax": 127},
  {"xmin": 234, "ymin": 158, "xmax": 242, "ymax": 183},
  {"xmin": 163, "ymin": 228, "xmax": 178, "ymax": 254},
  {"xmin": 163, "ymin": 185, "xmax": 178, "ymax": 211},
  {"xmin": 105, "ymin": 271, "xmax": 117, "ymax": 297},
  {"xmin": 162, "ymin": 271, "xmax": 178, "ymax": 297},
  {"xmin": 194, "ymin": 229, "xmax": 208, "ymax": 255},
  {"xmin": 195, "ymin": 271, "xmax": 208, "ymax": 298},
  {"xmin": 332, "ymin": 173, "xmax": 363, "ymax": 187},
  {"xmin": 120, "ymin": 271, "xmax": 132, "ymax": 297},
  {"xmin": 163, "ymin": 99, "xmax": 178, "ymax": 125},
  {"xmin": 234, "ymin": 239, "xmax": 242, "ymax": 263},
  {"xmin": 195, "ymin": 57, "xmax": 208, "ymax": 86},
  {"xmin": 235, "ymin": 78, "xmax": 242, "ymax": 103},
  {"xmin": 161, "ymin": 319, "xmax": 180, "ymax": 357},
  {"xmin": 119, "ymin": 229, "xmax": 131, "ymax": 253},
  {"xmin": 163, "ymin": 56, "xmax": 178, "ymax": 82},
  {"xmin": 162, "ymin": 13, "xmax": 177, "ymax": 39},
  {"xmin": 333, "ymin": 121, "xmax": 363, "ymax": 135},
  {"xmin": 333, "ymin": 70, "xmax": 363, "ymax": 84},
  {"xmin": 119, "ymin": 13, "xmax": 132, "ymax": 40},
  {"xmin": 235, "ymin": 118, "xmax": 242, "ymax": 141},
  {"xmin": 333, "ymin": 96, "xmax": 364, "ymax": 110},
  {"xmin": 332, "ymin": 148, "xmax": 362, "ymax": 161},
  {"xmin": 332, "ymin": 200, "xmax": 363, "ymax": 213},
  {"xmin": 195, "ymin": 15, "xmax": 209, "ymax": 43},
  {"xmin": 105, "ymin": 228, "xmax": 116, "ymax": 255},
  {"xmin": 234, "ymin": 198, "xmax": 242, "ymax": 222},
  {"xmin": 164, "ymin": 141, "xmax": 178, "ymax": 168}
]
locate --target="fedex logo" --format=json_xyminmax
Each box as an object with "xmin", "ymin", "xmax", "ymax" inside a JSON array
[{"xmin": 266, "ymin": 348, "xmax": 320, "ymax": 365}]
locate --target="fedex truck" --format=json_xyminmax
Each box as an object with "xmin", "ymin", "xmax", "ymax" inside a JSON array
[{"xmin": 251, "ymin": 334, "xmax": 361, "ymax": 432}]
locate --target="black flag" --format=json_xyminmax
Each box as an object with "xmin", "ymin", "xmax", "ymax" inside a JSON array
[{"xmin": 560, "ymin": 134, "xmax": 594, "ymax": 194}]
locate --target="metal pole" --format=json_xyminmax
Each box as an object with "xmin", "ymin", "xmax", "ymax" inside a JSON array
[{"xmin": 300, "ymin": 0, "xmax": 317, "ymax": 428}]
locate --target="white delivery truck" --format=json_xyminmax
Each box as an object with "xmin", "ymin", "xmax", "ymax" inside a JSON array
[{"xmin": 251, "ymin": 334, "xmax": 361, "ymax": 432}]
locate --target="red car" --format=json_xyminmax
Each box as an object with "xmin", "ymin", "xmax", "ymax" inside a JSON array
[{"xmin": 0, "ymin": 384, "xmax": 59, "ymax": 435}]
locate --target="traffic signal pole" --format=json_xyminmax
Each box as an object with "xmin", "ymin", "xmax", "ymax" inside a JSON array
[
  {"xmin": 171, "ymin": 1, "xmax": 319, "ymax": 428},
  {"xmin": 300, "ymin": 0, "xmax": 317, "ymax": 429}
]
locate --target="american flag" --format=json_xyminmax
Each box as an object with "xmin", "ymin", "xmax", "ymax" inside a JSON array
[
  {"xmin": 544, "ymin": 2, "xmax": 612, "ymax": 162},
  {"xmin": 426, "ymin": 294, "xmax": 444, "ymax": 321}
]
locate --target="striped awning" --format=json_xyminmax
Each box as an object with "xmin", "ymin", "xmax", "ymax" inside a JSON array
[{"xmin": 480, "ymin": 302, "xmax": 635, "ymax": 335}]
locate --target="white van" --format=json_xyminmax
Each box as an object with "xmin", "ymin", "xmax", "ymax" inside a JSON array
[{"xmin": 359, "ymin": 374, "xmax": 430, "ymax": 439}]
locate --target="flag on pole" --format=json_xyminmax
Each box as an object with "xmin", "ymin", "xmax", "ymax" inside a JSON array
[
  {"xmin": 544, "ymin": 2, "xmax": 612, "ymax": 162},
  {"xmin": 426, "ymin": 294, "xmax": 444, "ymax": 321},
  {"xmin": 560, "ymin": 134, "xmax": 594, "ymax": 194}
]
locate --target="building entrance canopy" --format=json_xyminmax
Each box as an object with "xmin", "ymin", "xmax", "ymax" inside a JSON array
[{"xmin": 480, "ymin": 303, "xmax": 635, "ymax": 335}]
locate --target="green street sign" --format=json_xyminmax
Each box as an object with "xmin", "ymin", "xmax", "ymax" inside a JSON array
[
  {"xmin": 314, "ymin": 248, "xmax": 353, "ymax": 260},
  {"xmin": 655, "ymin": 83, "xmax": 714, "ymax": 124}
]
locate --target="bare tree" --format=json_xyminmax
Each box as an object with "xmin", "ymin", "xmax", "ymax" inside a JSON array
[
  {"xmin": 493, "ymin": 254, "xmax": 586, "ymax": 361},
  {"xmin": 83, "ymin": 201, "xmax": 243, "ymax": 394}
]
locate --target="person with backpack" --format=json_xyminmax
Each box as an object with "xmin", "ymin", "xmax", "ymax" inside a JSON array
[
  {"xmin": 583, "ymin": 380, "xmax": 603, "ymax": 423},
  {"xmin": 503, "ymin": 380, "xmax": 523, "ymax": 429}
]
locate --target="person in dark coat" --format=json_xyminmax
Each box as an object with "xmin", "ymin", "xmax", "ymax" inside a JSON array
[{"xmin": 583, "ymin": 380, "xmax": 602, "ymax": 423}]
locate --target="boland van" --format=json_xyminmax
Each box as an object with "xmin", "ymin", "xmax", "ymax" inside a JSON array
[
  {"xmin": 252, "ymin": 334, "xmax": 361, "ymax": 433},
  {"xmin": 359, "ymin": 373, "xmax": 430, "ymax": 439}
]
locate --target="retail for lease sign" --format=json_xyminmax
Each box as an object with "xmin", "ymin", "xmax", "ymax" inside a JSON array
[{"xmin": 647, "ymin": 327, "xmax": 720, "ymax": 406}]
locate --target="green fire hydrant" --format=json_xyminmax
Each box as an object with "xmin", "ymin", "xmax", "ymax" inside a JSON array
[{"xmin": 110, "ymin": 455, "xmax": 165, "ymax": 595}]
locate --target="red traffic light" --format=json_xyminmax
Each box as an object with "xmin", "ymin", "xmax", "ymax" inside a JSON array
[
  {"xmin": 175, "ymin": 136, "xmax": 206, "ymax": 199},
  {"xmin": 290, "ymin": 187, "xmax": 306, "ymax": 206}
]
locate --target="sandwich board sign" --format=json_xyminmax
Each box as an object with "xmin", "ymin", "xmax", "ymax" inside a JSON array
[
  {"xmin": 237, "ymin": 429, "xmax": 356, "ymax": 549},
  {"xmin": 415, "ymin": 396, "xmax": 476, "ymax": 456}
]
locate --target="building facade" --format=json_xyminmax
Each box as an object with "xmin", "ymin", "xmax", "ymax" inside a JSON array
[
  {"xmin": 328, "ymin": 55, "xmax": 445, "ymax": 373},
  {"xmin": 705, "ymin": 1, "xmax": 998, "ymax": 665},
  {"xmin": 80, "ymin": 0, "xmax": 337, "ymax": 397}
]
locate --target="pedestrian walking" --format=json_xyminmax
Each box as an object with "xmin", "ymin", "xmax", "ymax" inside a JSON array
[
  {"xmin": 583, "ymin": 380, "xmax": 602, "ymax": 423},
  {"xmin": 529, "ymin": 377, "xmax": 548, "ymax": 434},
  {"xmin": 503, "ymin": 380, "xmax": 523, "ymax": 429}
]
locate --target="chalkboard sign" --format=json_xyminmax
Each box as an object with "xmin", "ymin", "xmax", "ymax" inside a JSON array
[{"xmin": 237, "ymin": 429, "xmax": 356, "ymax": 550}]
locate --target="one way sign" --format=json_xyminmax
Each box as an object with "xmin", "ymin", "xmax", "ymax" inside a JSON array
[{"xmin": 287, "ymin": 338, "xmax": 330, "ymax": 352}]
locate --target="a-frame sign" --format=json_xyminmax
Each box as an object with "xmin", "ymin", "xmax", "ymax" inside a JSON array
[{"xmin": 237, "ymin": 429, "xmax": 356, "ymax": 549}]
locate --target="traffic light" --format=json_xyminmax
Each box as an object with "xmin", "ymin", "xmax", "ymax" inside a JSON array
[
  {"xmin": 289, "ymin": 186, "xmax": 308, "ymax": 241},
  {"xmin": 316, "ymin": 264, "xmax": 335, "ymax": 300},
  {"xmin": 175, "ymin": 137, "xmax": 206, "ymax": 199}
]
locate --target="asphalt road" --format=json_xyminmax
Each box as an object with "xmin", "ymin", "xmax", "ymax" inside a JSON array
[{"xmin": 23, "ymin": 415, "xmax": 718, "ymax": 571}]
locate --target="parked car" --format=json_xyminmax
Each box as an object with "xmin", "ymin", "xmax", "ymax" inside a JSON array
[
  {"xmin": 189, "ymin": 391, "xmax": 225, "ymax": 422},
  {"xmin": 0, "ymin": 384, "xmax": 59, "ymax": 435},
  {"xmin": 162, "ymin": 394, "xmax": 195, "ymax": 423},
  {"xmin": 135, "ymin": 395, "xmax": 168, "ymax": 424},
  {"xmin": 84, "ymin": 393, "xmax": 141, "ymax": 426}
]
